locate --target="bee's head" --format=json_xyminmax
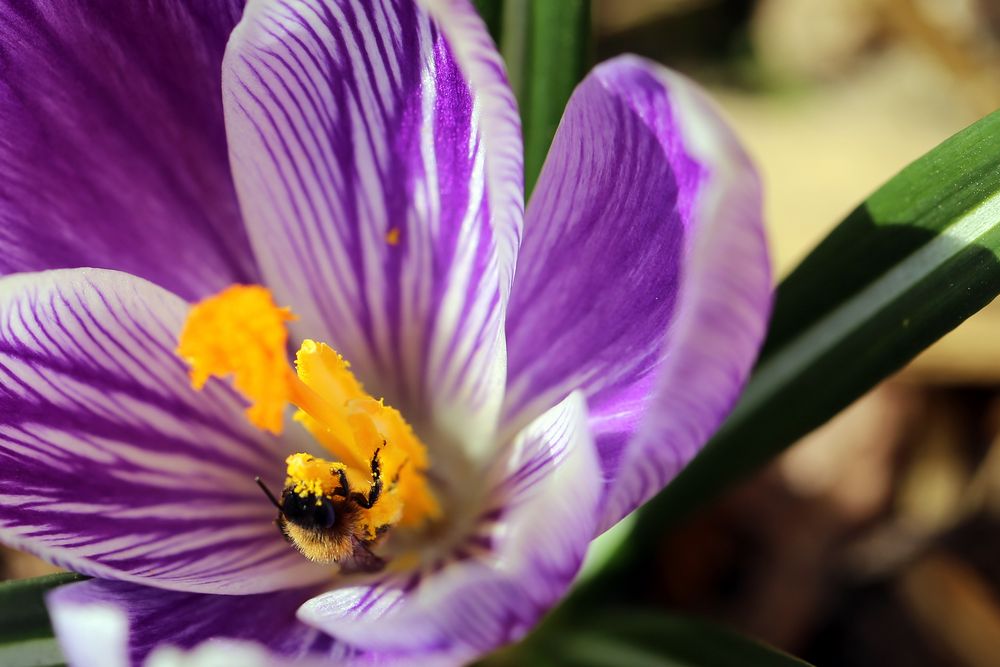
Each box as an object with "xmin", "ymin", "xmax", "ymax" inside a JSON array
[{"xmin": 280, "ymin": 490, "xmax": 337, "ymax": 529}]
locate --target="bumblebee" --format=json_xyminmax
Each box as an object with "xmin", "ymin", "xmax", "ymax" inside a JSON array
[{"xmin": 256, "ymin": 449, "xmax": 387, "ymax": 573}]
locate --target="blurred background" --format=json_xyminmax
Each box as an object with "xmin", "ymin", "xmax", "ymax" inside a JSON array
[
  {"xmin": 594, "ymin": 1, "xmax": 1000, "ymax": 666},
  {"xmin": 6, "ymin": 1, "xmax": 1000, "ymax": 665}
]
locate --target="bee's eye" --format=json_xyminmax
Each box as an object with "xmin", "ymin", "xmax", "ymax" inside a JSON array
[
  {"xmin": 280, "ymin": 491, "xmax": 337, "ymax": 529},
  {"xmin": 313, "ymin": 498, "xmax": 336, "ymax": 529}
]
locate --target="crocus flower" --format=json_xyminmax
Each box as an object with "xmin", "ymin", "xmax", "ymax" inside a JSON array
[{"xmin": 0, "ymin": 0, "xmax": 770, "ymax": 665}]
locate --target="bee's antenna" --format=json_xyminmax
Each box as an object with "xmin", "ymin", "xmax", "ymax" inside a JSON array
[{"xmin": 255, "ymin": 476, "xmax": 282, "ymax": 511}]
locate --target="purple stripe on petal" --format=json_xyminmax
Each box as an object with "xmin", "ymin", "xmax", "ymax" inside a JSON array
[
  {"xmin": 599, "ymin": 61, "xmax": 771, "ymax": 530},
  {"xmin": 0, "ymin": 269, "xmax": 328, "ymax": 593},
  {"xmin": 223, "ymin": 0, "xmax": 522, "ymax": 462},
  {"xmin": 0, "ymin": 1, "xmax": 259, "ymax": 299},
  {"xmin": 504, "ymin": 57, "xmax": 697, "ymax": 443},
  {"xmin": 502, "ymin": 56, "xmax": 770, "ymax": 532},
  {"xmin": 297, "ymin": 393, "xmax": 601, "ymax": 664},
  {"xmin": 47, "ymin": 580, "xmax": 344, "ymax": 667}
]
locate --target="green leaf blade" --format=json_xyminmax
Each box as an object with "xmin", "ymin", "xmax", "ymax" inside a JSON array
[
  {"xmin": 766, "ymin": 109, "xmax": 1000, "ymax": 354},
  {"xmin": 642, "ymin": 109, "xmax": 1000, "ymax": 531},
  {"xmin": 0, "ymin": 573, "xmax": 82, "ymax": 644},
  {"xmin": 0, "ymin": 573, "xmax": 83, "ymax": 667},
  {"xmin": 471, "ymin": 0, "xmax": 503, "ymax": 45},
  {"xmin": 518, "ymin": 612, "xmax": 812, "ymax": 667},
  {"xmin": 500, "ymin": 0, "xmax": 590, "ymax": 195}
]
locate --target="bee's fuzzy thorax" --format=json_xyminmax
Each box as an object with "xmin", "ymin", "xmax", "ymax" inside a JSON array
[{"xmin": 279, "ymin": 500, "xmax": 360, "ymax": 564}]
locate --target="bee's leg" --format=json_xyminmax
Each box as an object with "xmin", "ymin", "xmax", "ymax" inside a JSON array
[
  {"xmin": 351, "ymin": 447, "xmax": 383, "ymax": 509},
  {"xmin": 333, "ymin": 469, "xmax": 350, "ymax": 498},
  {"xmin": 340, "ymin": 537, "xmax": 387, "ymax": 574}
]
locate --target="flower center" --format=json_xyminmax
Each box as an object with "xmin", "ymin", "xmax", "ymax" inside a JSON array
[{"xmin": 175, "ymin": 285, "xmax": 440, "ymax": 563}]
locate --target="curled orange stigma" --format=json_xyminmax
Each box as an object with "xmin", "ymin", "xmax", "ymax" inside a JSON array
[{"xmin": 175, "ymin": 285, "xmax": 294, "ymax": 434}]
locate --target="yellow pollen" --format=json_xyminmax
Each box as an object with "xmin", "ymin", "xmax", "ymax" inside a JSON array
[
  {"xmin": 385, "ymin": 227, "xmax": 401, "ymax": 245},
  {"xmin": 284, "ymin": 453, "xmax": 345, "ymax": 501},
  {"xmin": 177, "ymin": 285, "xmax": 440, "ymax": 537}
]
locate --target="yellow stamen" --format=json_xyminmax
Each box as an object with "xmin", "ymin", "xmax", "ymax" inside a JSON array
[
  {"xmin": 293, "ymin": 340, "xmax": 440, "ymax": 531},
  {"xmin": 386, "ymin": 227, "xmax": 401, "ymax": 245},
  {"xmin": 291, "ymin": 341, "xmax": 370, "ymax": 470},
  {"xmin": 177, "ymin": 285, "xmax": 440, "ymax": 537}
]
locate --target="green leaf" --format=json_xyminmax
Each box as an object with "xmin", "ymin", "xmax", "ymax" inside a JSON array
[
  {"xmin": 500, "ymin": 0, "xmax": 590, "ymax": 195},
  {"xmin": 577, "ymin": 109, "xmax": 1000, "ymax": 599},
  {"xmin": 491, "ymin": 611, "xmax": 811, "ymax": 667},
  {"xmin": 639, "ymin": 109, "xmax": 1000, "ymax": 531},
  {"xmin": 471, "ymin": 0, "xmax": 503, "ymax": 45},
  {"xmin": 0, "ymin": 573, "xmax": 83, "ymax": 667},
  {"xmin": 0, "ymin": 573, "xmax": 82, "ymax": 643}
]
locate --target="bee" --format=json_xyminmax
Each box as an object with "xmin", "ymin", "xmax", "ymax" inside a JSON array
[{"xmin": 255, "ymin": 449, "xmax": 386, "ymax": 573}]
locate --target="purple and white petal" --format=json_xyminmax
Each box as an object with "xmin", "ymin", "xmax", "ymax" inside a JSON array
[
  {"xmin": 0, "ymin": 1, "xmax": 258, "ymax": 299},
  {"xmin": 419, "ymin": 0, "xmax": 524, "ymax": 294},
  {"xmin": 146, "ymin": 642, "xmax": 336, "ymax": 667},
  {"xmin": 0, "ymin": 269, "xmax": 327, "ymax": 593},
  {"xmin": 223, "ymin": 0, "xmax": 522, "ymax": 460},
  {"xmin": 502, "ymin": 56, "xmax": 771, "ymax": 532},
  {"xmin": 47, "ymin": 580, "xmax": 342, "ymax": 667},
  {"xmin": 297, "ymin": 393, "xmax": 600, "ymax": 664}
]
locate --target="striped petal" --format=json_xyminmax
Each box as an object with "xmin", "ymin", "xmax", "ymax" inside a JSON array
[
  {"xmin": 502, "ymin": 56, "xmax": 771, "ymax": 532},
  {"xmin": 297, "ymin": 393, "xmax": 601, "ymax": 664},
  {"xmin": 147, "ymin": 643, "xmax": 334, "ymax": 667},
  {"xmin": 0, "ymin": 1, "xmax": 258, "ymax": 299},
  {"xmin": 0, "ymin": 269, "xmax": 327, "ymax": 593},
  {"xmin": 47, "ymin": 580, "xmax": 338, "ymax": 667},
  {"xmin": 223, "ymin": 0, "xmax": 522, "ymax": 461}
]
